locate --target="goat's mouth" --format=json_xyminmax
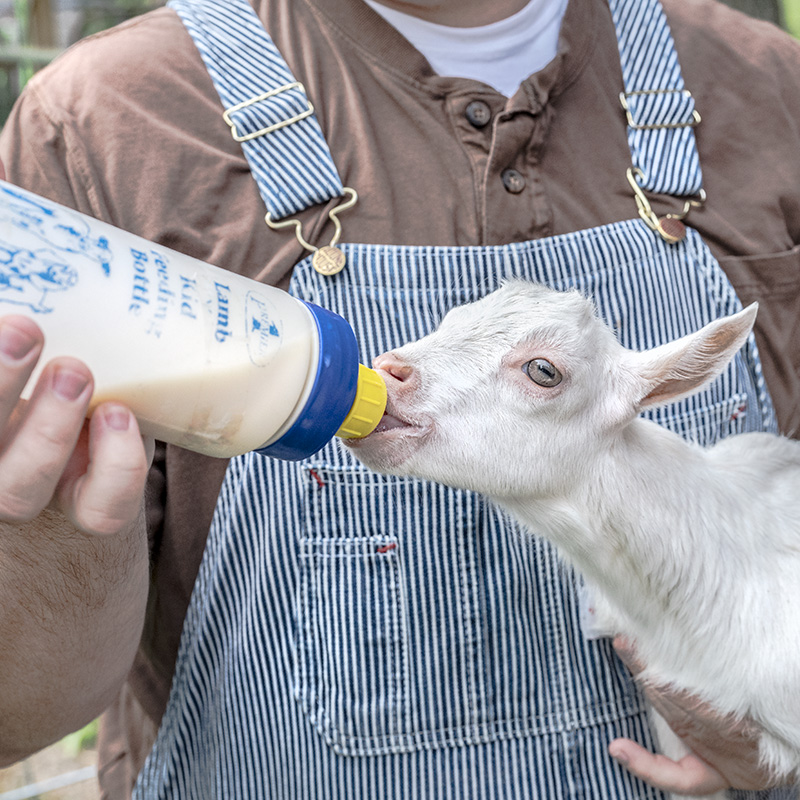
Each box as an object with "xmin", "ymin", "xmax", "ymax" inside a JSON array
[
  {"xmin": 371, "ymin": 412, "xmax": 412, "ymax": 434},
  {"xmin": 344, "ymin": 406, "xmax": 430, "ymax": 454},
  {"xmin": 343, "ymin": 404, "xmax": 433, "ymax": 475}
]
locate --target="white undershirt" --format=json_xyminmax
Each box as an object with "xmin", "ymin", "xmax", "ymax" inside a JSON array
[{"xmin": 363, "ymin": 0, "xmax": 568, "ymax": 97}]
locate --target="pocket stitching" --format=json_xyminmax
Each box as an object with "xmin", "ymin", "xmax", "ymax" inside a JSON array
[{"xmin": 297, "ymin": 537, "xmax": 408, "ymax": 751}]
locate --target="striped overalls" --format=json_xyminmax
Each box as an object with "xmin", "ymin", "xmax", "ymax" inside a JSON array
[{"xmin": 135, "ymin": 0, "xmax": 783, "ymax": 797}]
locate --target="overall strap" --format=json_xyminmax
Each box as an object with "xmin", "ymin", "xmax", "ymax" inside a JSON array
[
  {"xmin": 168, "ymin": 0, "xmax": 345, "ymax": 221},
  {"xmin": 607, "ymin": 0, "xmax": 704, "ymax": 196}
]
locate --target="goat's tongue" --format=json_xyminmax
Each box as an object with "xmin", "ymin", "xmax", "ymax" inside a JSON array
[{"xmin": 373, "ymin": 413, "xmax": 407, "ymax": 433}]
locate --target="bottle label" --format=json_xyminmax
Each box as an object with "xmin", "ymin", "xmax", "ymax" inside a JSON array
[
  {"xmin": 0, "ymin": 184, "xmax": 288, "ymax": 368},
  {"xmin": 245, "ymin": 290, "xmax": 284, "ymax": 367}
]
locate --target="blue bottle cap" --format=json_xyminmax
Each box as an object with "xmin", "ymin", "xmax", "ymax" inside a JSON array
[{"xmin": 256, "ymin": 301, "xmax": 359, "ymax": 461}]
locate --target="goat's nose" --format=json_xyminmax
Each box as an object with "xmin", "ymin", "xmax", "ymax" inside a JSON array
[{"xmin": 373, "ymin": 351, "xmax": 415, "ymax": 385}]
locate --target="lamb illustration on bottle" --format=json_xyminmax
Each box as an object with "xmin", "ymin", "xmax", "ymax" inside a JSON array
[
  {"xmin": 0, "ymin": 183, "xmax": 113, "ymax": 276},
  {"xmin": 0, "ymin": 246, "xmax": 78, "ymax": 313}
]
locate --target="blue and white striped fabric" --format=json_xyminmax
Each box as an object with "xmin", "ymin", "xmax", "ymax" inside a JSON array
[
  {"xmin": 608, "ymin": 0, "xmax": 704, "ymax": 196},
  {"xmin": 138, "ymin": 220, "xmax": 776, "ymax": 799},
  {"xmin": 169, "ymin": 0, "xmax": 344, "ymax": 220},
  {"xmin": 136, "ymin": 0, "xmax": 779, "ymax": 798}
]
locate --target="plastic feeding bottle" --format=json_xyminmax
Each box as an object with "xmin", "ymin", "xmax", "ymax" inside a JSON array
[{"xmin": 0, "ymin": 180, "xmax": 386, "ymax": 460}]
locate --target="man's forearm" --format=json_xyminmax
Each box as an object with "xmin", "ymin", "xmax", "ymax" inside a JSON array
[{"xmin": 0, "ymin": 506, "xmax": 149, "ymax": 766}]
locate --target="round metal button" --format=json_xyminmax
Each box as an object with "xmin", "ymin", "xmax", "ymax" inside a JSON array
[
  {"xmin": 312, "ymin": 245, "xmax": 347, "ymax": 275},
  {"xmin": 465, "ymin": 100, "xmax": 492, "ymax": 128},
  {"xmin": 501, "ymin": 168, "xmax": 526, "ymax": 194}
]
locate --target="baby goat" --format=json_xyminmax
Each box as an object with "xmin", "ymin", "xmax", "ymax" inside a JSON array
[{"xmin": 346, "ymin": 280, "xmax": 800, "ymax": 794}]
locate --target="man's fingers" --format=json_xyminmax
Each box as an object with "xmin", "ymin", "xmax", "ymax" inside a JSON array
[
  {"xmin": 0, "ymin": 316, "xmax": 149, "ymax": 536},
  {"xmin": 609, "ymin": 738, "xmax": 727, "ymax": 796},
  {"xmin": 0, "ymin": 316, "xmax": 44, "ymax": 429},
  {"xmin": 58, "ymin": 403, "xmax": 150, "ymax": 536},
  {"xmin": 0, "ymin": 357, "xmax": 93, "ymax": 520}
]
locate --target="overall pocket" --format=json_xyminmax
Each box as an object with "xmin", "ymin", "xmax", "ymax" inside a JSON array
[
  {"xmin": 293, "ymin": 462, "xmax": 644, "ymax": 756},
  {"xmin": 296, "ymin": 533, "xmax": 409, "ymax": 755},
  {"xmin": 646, "ymin": 390, "xmax": 751, "ymax": 442}
]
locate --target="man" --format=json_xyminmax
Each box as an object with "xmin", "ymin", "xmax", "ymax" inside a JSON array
[{"xmin": 0, "ymin": 0, "xmax": 798, "ymax": 797}]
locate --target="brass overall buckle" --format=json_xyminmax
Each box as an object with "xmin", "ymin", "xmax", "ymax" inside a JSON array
[
  {"xmin": 619, "ymin": 89, "xmax": 702, "ymax": 131},
  {"xmin": 223, "ymin": 82, "xmax": 315, "ymax": 142},
  {"xmin": 264, "ymin": 187, "xmax": 359, "ymax": 276},
  {"xmin": 626, "ymin": 167, "xmax": 706, "ymax": 244}
]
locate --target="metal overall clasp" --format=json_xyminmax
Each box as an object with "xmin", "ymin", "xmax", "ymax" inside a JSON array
[
  {"xmin": 626, "ymin": 167, "xmax": 706, "ymax": 244},
  {"xmin": 264, "ymin": 187, "xmax": 358, "ymax": 276},
  {"xmin": 223, "ymin": 81, "xmax": 315, "ymax": 142}
]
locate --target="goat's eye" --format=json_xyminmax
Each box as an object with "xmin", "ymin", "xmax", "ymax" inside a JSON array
[{"xmin": 523, "ymin": 358, "xmax": 562, "ymax": 387}]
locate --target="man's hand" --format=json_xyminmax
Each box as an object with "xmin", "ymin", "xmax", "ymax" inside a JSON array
[
  {"xmin": 0, "ymin": 315, "xmax": 151, "ymax": 535},
  {"xmin": 610, "ymin": 636, "xmax": 784, "ymax": 796}
]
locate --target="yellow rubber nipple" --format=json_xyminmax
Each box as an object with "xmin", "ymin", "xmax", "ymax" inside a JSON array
[{"xmin": 336, "ymin": 364, "xmax": 387, "ymax": 439}]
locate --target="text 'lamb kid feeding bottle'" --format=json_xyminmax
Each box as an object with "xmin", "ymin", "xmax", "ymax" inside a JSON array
[{"xmin": 0, "ymin": 180, "xmax": 386, "ymax": 459}]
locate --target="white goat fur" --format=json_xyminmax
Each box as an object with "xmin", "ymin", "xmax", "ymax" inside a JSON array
[{"xmin": 348, "ymin": 280, "xmax": 800, "ymax": 784}]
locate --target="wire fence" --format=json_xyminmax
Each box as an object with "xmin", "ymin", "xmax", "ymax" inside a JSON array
[
  {"xmin": 0, "ymin": 721, "xmax": 99, "ymax": 800},
  {"xmin": 0, "ymin": 767, "xmax": 96, "ymax": 800}
]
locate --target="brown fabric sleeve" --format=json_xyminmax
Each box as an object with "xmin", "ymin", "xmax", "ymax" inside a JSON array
[{"xmin": 96, "ymin": 684, "xmax": 159, "ymax": 800}]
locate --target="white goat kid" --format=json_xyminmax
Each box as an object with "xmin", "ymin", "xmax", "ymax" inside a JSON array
[{"xmin": 346, "ymin": 280, "xmax": 800, "ymax": 797}]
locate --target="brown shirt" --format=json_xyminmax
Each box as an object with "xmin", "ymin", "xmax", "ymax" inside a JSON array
[{"xmin": 1, "ymin": 0, "xmax": 799, "ymax": 792}]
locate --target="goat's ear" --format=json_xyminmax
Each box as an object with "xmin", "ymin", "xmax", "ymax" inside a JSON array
[{"xmin": 629, "ymin": 304, "xmax": 757, "ymax": 411}]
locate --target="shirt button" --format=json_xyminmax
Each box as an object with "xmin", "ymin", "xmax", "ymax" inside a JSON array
[
  {"xmin": 465, "ymin": 100, "xmax": 492, "ymax": 128},
  {"xmin": 502, "ymin": 168, "xmax": 526, "ymax": 194}
]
